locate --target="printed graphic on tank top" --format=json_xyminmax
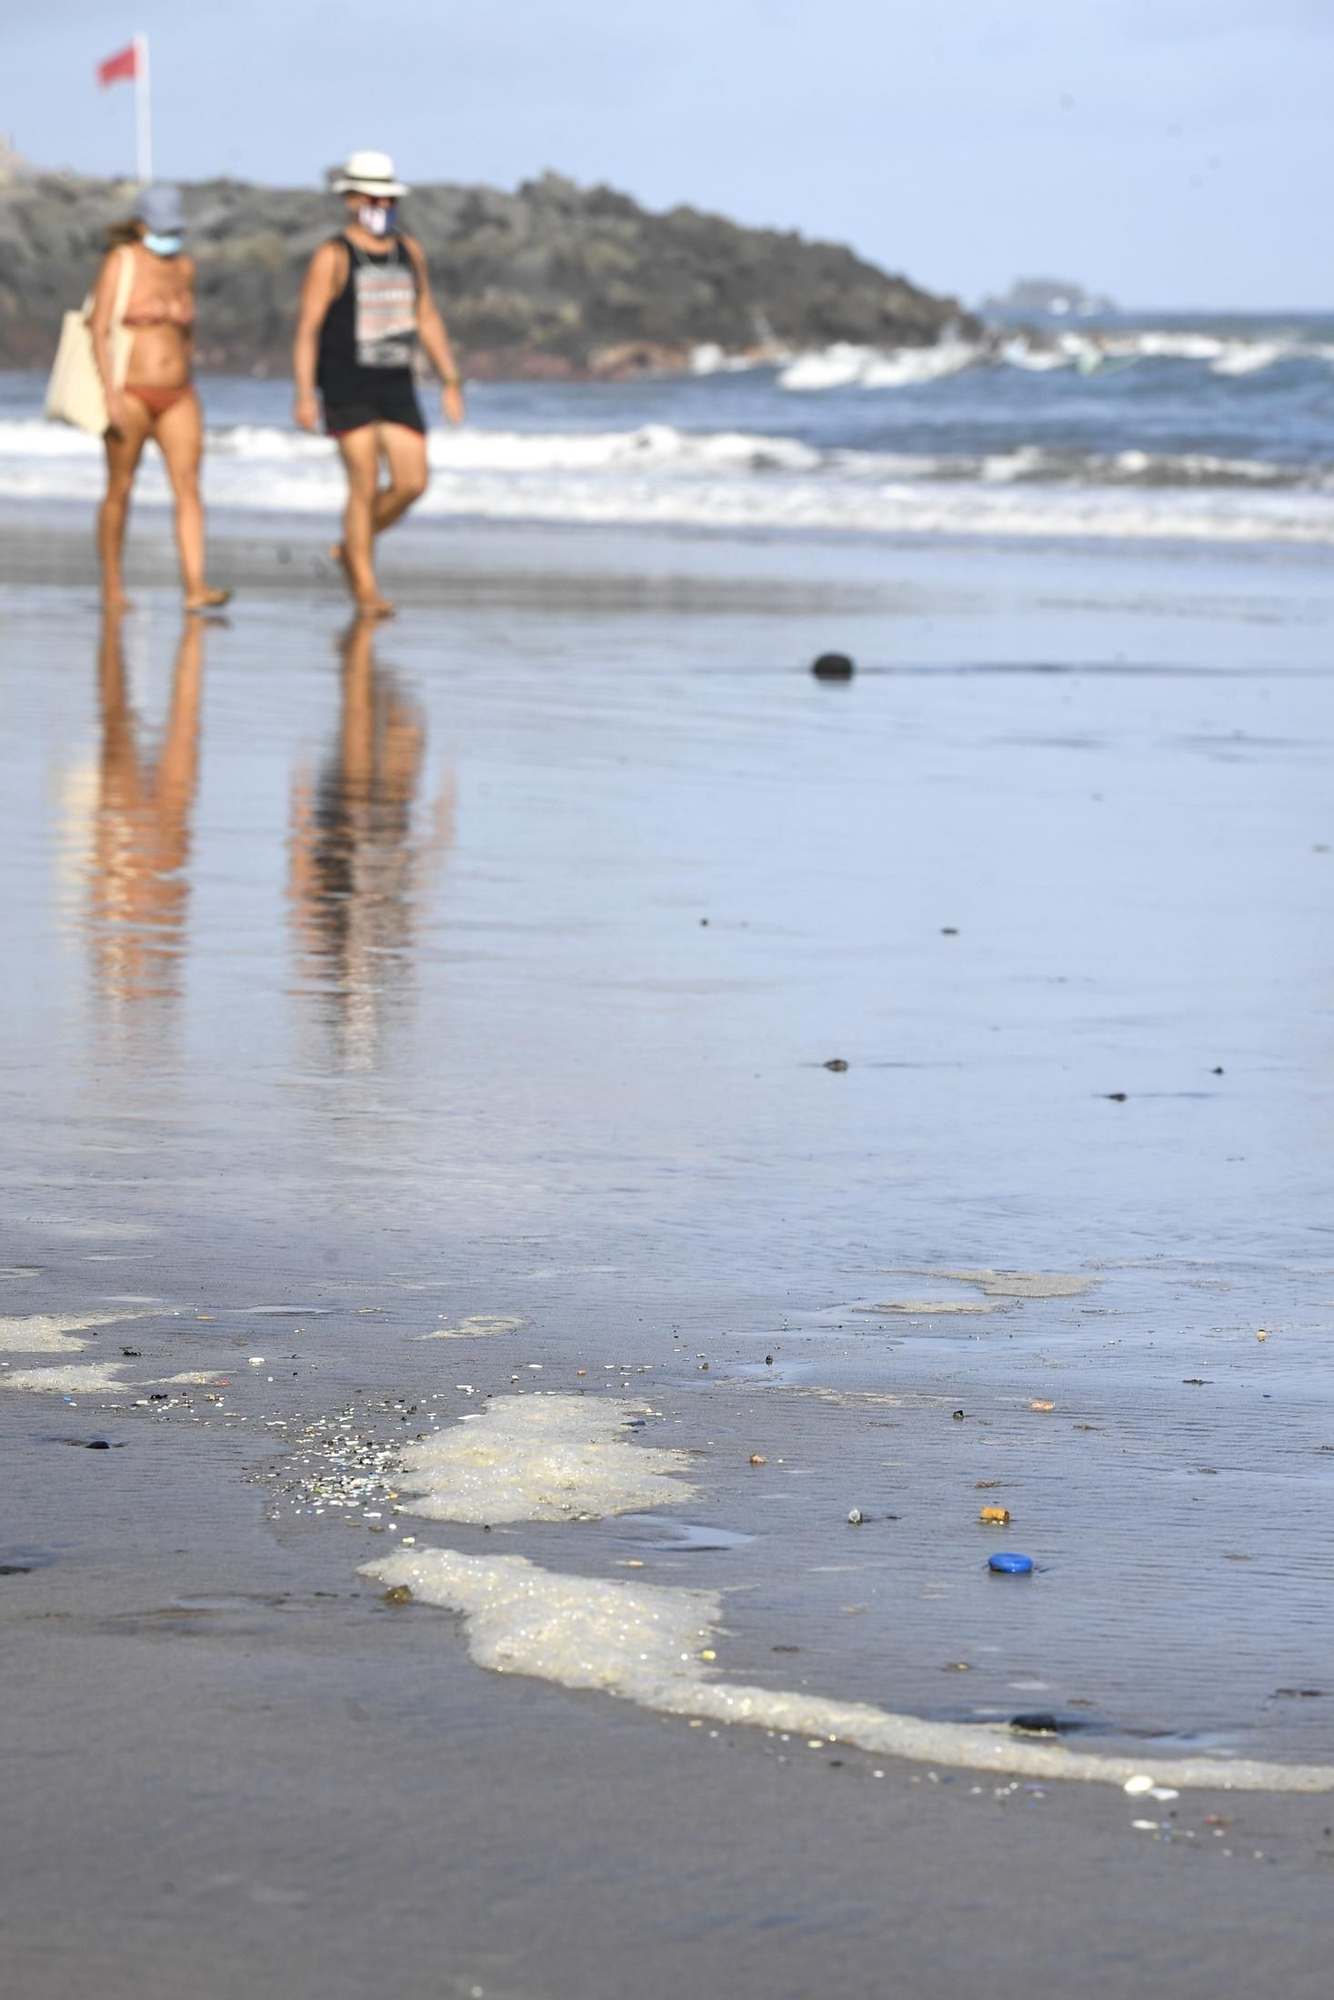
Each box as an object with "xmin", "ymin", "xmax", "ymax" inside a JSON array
[{"xmin": 352, "ymin": 243, "xmax": 417, "ymax": 369}]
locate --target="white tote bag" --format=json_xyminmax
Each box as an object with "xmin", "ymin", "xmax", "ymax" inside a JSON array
[{"xmin": 44, "ymin": 247, "xmax": 136, "ymax": 436}]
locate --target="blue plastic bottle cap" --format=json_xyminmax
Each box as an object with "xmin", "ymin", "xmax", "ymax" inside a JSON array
[{"xmin": 989, "ymin": 1552, "xmax": 1034, "ymax": 1575}]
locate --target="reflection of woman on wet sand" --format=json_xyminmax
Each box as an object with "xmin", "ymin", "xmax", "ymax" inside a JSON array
[
  {"xmin": 289, "ymin": 617, "xmax": 453, "ymax": 1070},
  {"xmin": 90, "ymin": 185, "xmax": 230, "ymax": 613},
  {"xmin": 89, "ymin": 612, "xmax": 205, "ymax": 1008}
]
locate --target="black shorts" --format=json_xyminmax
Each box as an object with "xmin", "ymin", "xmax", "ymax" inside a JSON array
[{"xmin": 321, "ymin": 374, "xmax": 425, "ymax": 438}]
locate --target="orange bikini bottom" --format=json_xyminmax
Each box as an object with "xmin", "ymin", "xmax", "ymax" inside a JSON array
[{"xmin": 124, "ymin": 382, "xmax": 194, "ymax": 418}]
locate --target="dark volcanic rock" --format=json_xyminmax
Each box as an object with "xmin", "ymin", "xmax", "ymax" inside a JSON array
[{"xmin": 0, "ymin": 168, "xmax": 975, "ymax": 379}]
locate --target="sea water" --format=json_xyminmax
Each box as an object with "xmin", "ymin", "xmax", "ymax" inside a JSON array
[{"xmin": 3, "ymin": 309, "xmax": 1334, "ymax": 544}]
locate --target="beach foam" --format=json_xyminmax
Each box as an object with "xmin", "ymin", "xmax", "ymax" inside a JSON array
[
  {"xmin": 933, "ymin": 1270, "xmax": 1096, "ymax": 1300},
  {"xmin": 854, "ymin": 1300, "xmax": 994, "ymax": 1316},
  {"xmin": 392, "ymin": 1395, "xmax": 695, "ymax": 1525},
  {"xmin": 361, "ymin": 1548, "xmax": 1334, "ymax": 1793},
  {"xmin": 1, "ymin": 1362, "xmax": 129, "ymax": 1394},
  {"xmin": 0, "ymin": 1311, "xmax": 149, "ymax": 1353},
  {"xmin": 418, "ymin": 1315, "xmax": 525, "ymax": 1340}
]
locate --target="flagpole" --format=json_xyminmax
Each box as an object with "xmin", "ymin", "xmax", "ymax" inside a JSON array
[{"xmin": 134, "ymin": 32, "xmax": 152, "ymax": 185}]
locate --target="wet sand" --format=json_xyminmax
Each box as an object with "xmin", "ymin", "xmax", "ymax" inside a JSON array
[{"xmin": 2, "ymin": 506, "xmax": 1333, "ymax": 1996}]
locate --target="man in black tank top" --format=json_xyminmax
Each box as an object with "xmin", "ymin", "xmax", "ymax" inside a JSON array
[{"xmin": 293, "ymin": 150, "xmax": 464, "ymax": 617}]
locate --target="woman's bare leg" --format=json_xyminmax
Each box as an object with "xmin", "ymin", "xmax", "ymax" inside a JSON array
[
  {"xmin": 335, "ymin": 427, "xmax": 394, "ymax": 615},
  {"xmin": 156, "ymin": 391, "xmax": 229, "ymax": 609},
  {"xmin": 98, "ymin": 399, "xmax": 152, "ymax": 611}
]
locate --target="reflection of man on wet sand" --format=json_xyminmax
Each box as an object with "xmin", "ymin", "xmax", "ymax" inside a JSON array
[
  {"xmin": 90, "ymin": 613, "xmax": 205, "ymax": 1009},
  {"xmin": 288, "ymin": 617, "xmax": 454, "ymax": 1071}
]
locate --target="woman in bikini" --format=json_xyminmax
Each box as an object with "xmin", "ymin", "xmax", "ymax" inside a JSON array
[
  {"xmin": 292, "ymin": 150, "xmax": 464, "ymax": 618},
  {"xmin": 89, "ymin": 184, "xmax": 229, "ymax": 613}
]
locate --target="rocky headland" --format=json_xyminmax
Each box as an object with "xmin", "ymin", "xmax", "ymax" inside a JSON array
[{"xmin": 0, "ymin": 167, "xmax": 974, "ymax": 378}]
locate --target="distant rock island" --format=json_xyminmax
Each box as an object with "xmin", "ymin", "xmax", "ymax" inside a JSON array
[
  {"xmin": 0, "ymin": 165, "xmax": 975, "ymax": 378},
  {"xmin": 982, "ymin": 277, "xmax": 1117, "ymax": 319}
]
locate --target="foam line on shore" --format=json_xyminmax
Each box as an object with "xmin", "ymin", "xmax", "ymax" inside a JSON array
[
  {"xmin": 392, "ymin": 1395, "xmax": 696, "ymax": 1525},
  {"xmin": 361, "ymin": 1547, "xmax": 1334, "ymax": 1793}
]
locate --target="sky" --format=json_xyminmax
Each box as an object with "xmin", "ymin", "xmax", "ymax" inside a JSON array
[{"xmin": 4, "ymin": 1, "xmax": 1332, "ymax": 310}]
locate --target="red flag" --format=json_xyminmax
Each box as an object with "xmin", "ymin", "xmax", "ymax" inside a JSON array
[{"xmin": 97, "ymin": 44, "xmax": 138, "ymax": 87}]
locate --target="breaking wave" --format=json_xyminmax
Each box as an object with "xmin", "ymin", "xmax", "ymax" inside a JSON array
[
  {"xmin": 775, "ymin": 329, "xmax": 1334, "ymax": 390},
  {"xmin": 3, "ymin": 417, "xmax": 1333, "ymax": 547}
]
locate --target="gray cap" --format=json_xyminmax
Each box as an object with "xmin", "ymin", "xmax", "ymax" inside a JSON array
[{"xmin": 134, "ymin": 183, "xmax": 186, "ymax": 234}]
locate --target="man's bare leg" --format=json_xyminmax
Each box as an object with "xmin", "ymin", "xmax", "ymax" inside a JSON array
[
  {"xmin": 374, "ymin": 423, "xmax": 429, "ymax": 533},
  {"xmin": 335, "ymin": 427, "xmax": 394, "ymax": 615},
  {"xmin": 331, "ymin": 424, "xmax": 429, "ymax": 588}
]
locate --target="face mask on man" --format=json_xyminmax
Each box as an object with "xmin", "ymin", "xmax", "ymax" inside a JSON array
[
  {"xmin": 144, "ymin": 232, "xmax": 183, "ymax": 257},
  {"xmin": 358, "ymin": 201, "xmax": 396, "ymax": 238}
]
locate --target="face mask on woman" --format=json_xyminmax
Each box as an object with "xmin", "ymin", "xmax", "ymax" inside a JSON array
[
  {"xmin": 144, "ymin": 232, "xmax": 183, "ymax": 257},
  {"xmin": 358, "ymin": 201, "xmax": 397, "ymax": 238}
]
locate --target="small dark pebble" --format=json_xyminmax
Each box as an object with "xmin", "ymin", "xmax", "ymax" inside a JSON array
[
  {"xmin": 149, "ymin": 1392, "xmax": 169, "ymax": 1401},
  {"xmin": 952, "ymin": 1409, "xmax": 966, "ymax": 1421},
  {"xmin": 1105, "ymin": 1092, "xmax": 1128, "ymax": 1102},
  {"xmin": 1212, "ymin": 1066, "xmax": 1224, "ymax": 1075},
  {"xmin": 824, "ymin": 1058, "xmax": 849, "ymax": 1072},
  {"xmin": 84, "ymin": 1440, "xmax": 112, "ymax": 1450},
  {"xmin": 941, "ymin": 927, "xmax": 959, "ymax": 936},
  {"xmin": 121, "ymin": 1348, "xmax": 141, "ymax": 1358},
  {"xmin": 1009, "ymin": 1713, "xmax": 1069, "ymax": 1737},
  {"xmin": 700, "ymin": 918, "xmax": 709, "ymax": 927},
  {"xmin": 811, "ymin": 652, "xmax": 855, "ymax": 681},
  {"xmin": 764, "ymin": 1355, "xmax": 773, "ymax": 1366}
]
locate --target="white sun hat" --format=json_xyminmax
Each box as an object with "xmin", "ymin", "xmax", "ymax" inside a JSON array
[{"xmin": 331, "ymin": 150, "xmax": 409, "ymax": 198}]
